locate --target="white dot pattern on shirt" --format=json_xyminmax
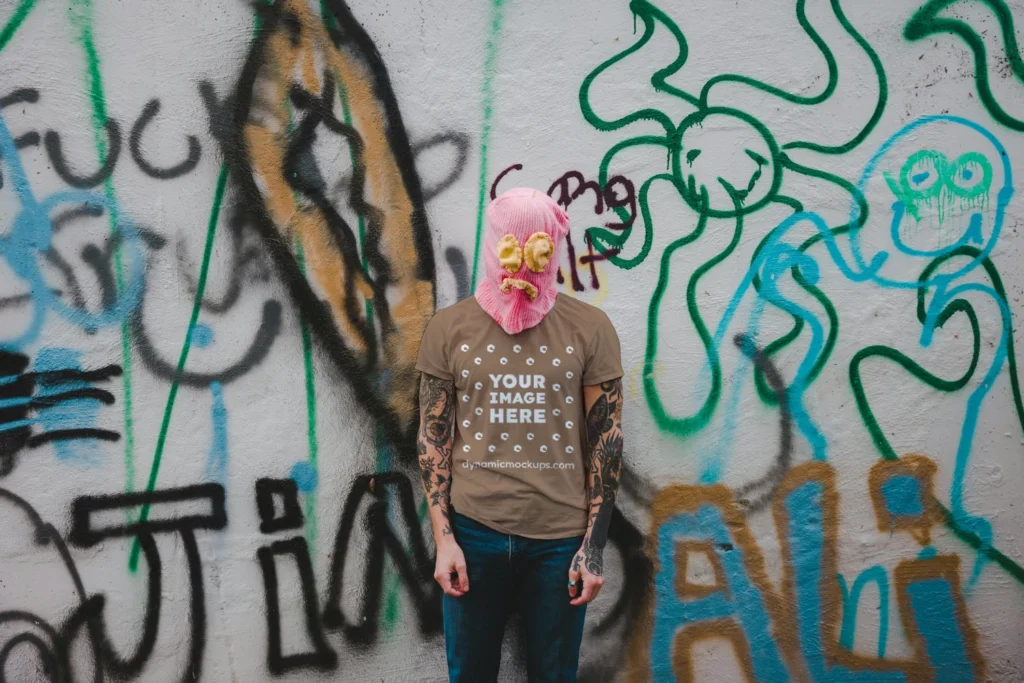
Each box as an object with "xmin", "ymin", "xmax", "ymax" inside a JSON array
[{"xmin": 457, "ymin": 341, "xmax": 591, "ymax": 465}]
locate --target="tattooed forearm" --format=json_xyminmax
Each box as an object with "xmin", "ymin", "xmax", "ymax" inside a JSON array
[
  {"xmin": 418, "ymin": 373, "xmax": 456, "ymax": 538},
  {"xmin": 575, "ymin": 378, "xmax": 624, "ymax": 575}
]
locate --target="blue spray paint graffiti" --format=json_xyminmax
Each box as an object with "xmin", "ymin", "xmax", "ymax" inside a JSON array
[
  {"xmin": 0, "ymin": 110, "xmax": 145, "ymax": 350},
  {"xmin": 694, "ymin": 116, "xmax": 1013, "ymax": 586},
  {"xmin": 652, "ymin": 501, "xmax": 791, "ymax": 682},
  {"xmin": 634, "ymin": 461, "xmax": 986, "ymax": 681},
  {"xmin": 784, "ymin": 481, "xmax": 903, "ymax": 682},
  {"xmin": 0, "ymin": 347, "xmax": 121, "ymax": 472},
  {"xmin": 203, "ymin": 380, "xmax": 228, "ymax": 484},
  {"xmin": 838, "ymin": 566, "xmax": 890, "ymax": 658},
  {"xmin": 32, "ymin": 347, "xmax": 104, "ymax": 464}
]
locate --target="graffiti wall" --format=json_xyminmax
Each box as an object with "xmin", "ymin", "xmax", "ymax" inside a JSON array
[{"xmin": 0, "ymin": 0, "xmax": 1022, "ymax": 680}]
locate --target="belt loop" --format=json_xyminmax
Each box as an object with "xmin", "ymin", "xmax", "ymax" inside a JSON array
[{"xmin": 508, "ymin": 535, "xmax": 513, "ymax": 560}]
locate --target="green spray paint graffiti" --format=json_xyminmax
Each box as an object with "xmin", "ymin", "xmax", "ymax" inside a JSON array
[
  {"xmin": 579, "ymin": 0, "xmax": 1024, "ymax": 591},
  {"xmin": 906, "ymin": 0, "xmax": 1024, "ymax": 131},
  {"xmin": 578, "ymin": 0, "xmax": 886, "ymax": 436},
  {"xmin": 67, "ymin": 0, "xmax": 139, "ymax": 510},
  {"xmin": 470, "ymin": 0, "xmax": 506, "ymax": 288}
]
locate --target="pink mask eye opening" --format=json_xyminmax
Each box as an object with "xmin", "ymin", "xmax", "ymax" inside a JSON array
[
  {"xmin": 523, "ymin": 232, "xmax": 554, "ymax": 273},
  {"xmin": 496, "ymin": 234, "xmax": 523, "ymax": 274}
]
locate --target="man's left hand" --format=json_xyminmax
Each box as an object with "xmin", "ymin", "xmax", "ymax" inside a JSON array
[{"xmin": 568, "ymin": 540, "xmax": 604, "ymax": 606}]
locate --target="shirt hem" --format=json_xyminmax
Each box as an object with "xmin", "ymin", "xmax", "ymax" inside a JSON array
[{"xmin": 454, "ymin": 508, "xmax": 587, "ymax": 540}]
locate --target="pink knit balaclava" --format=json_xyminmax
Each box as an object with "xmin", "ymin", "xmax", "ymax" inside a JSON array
[{"xmin": 475, "ymin": 188, "xmax": 570, "ymax": 335}]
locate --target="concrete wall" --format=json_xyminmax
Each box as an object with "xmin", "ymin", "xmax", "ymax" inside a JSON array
[{"xmin": 1, "ymin": 0, "xmax": 1022, "ymax": 680}]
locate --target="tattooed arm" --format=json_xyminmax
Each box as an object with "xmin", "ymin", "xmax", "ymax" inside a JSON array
[
  {"xmin": 418, "ymin": 373, "xmax": 469, "ymax": 596},
  {"xmin": 569, "ymin": 378, "xmax": 624, "ymax": 606}
]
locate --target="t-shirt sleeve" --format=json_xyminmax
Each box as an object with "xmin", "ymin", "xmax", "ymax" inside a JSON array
[
  {"xmin": 583, "ymin": 310, "xmax": 623, "ymax": 385},
  {"xmin": 415, "ymin": 310, "xmax": 454, "ymax": 381}
]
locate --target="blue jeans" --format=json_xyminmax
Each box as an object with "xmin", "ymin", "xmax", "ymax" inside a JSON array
[{"xmin": 443, "ymin": 512, "xmax": 587, "ymax": 683}]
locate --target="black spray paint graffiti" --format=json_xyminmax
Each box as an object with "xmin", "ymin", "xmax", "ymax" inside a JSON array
[
  {"xmin": 445, "ymin": 247, "xmax": 471, "ymax": 301},
  {"xmin": 129, "ymin": 99, "xmax": 201, "ymax": 180},
  {"xmin": 328, "ymin": 131, "xmax": 471, "ymax": 206},
  {"xmin": 0, "ymin": 88, "xmax": 43, "ymax": 190},
  {"xmin": 256, "ymin": 477, "xmax": 305, "ymax": 534},
  {"xmin": 5, "ymin": 180, "xmax": 284, "ymax": 387},
  {"xmin": 228, "ymin": 0, "xmax": 436, "ymax": 461},
  {"xmin": 45, "ymin": 119, "xmax": 122, "ymax": 189},
  {"xmin": 0, "ymin": 484, "xmax": 225, "ymax": 683},
  {"xmin": 0, "ymin": 188, "xmax": 164, "ymax": 344},
  {"xmin": 1, "ymin": 87, "xmax": 207, "ymax": 190},
  {"xmin": 177, "ymin": 203, "xmax": 272, "ymax": 315},
  {"xmin": 730, "ymin": 333, "xmax": 793, "ymax": 515},
  {"xmin": 68, "ymin": 484, "xmax": 227, "ymax": 683},
  {"xmin": 285, "ymin": 78, "xmax": 394, "ymax": 366},
  {"xmin": 490, "ymin": 164, "xmax": 637, "ymax": 290},
  {"xmin": 92, "ymin": 201, "xmax": 286, "ymax": 387},
  {"xmin": 323, "ymin": 472, "xmax": 442, "ymax": 644},
  {"xmin": 1, "ymin": 81, "xmax": 464, "ymax": 395},
  {"xmin": 131, "ymin": 299, "xmax": 284, "ymax": 387},
  {"xmin": 0, "ymin": 465, "xmax": 652, "ymax": 681},
  {"xmin": 259, "ymin": 537, "xmax": 338, "ymax": 675},
  {"xmin": 0, "ymin": 351, "xmax": 122, "ymax": 477},
  {"xmin": 255, "ymin": 478, "xmax": 337, "ymax": 675},
  {"xmin": 0, "ymin": 487, "xmax": 84, "ymax": 683},
  {"xmin": 46, "ymin": 203, "xmax": 106, "ymax": 319},
  {"xmin": 271, "ymin": 470, "xmax": 649, "ymax": 675}
]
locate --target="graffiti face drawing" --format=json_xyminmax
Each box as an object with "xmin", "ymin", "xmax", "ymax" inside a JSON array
[
  {"xmin": 675, "ymin": 107, "xmax": 781, "ymax": 217},
  {"xmin": 852, "ymin": 116, "xmax": 1013, "ymax": 288}
]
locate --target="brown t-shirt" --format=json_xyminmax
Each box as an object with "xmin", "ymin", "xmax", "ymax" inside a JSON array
[{"xmin": 416, "ymin": 294, "xmax": 623, "ymax": 539}]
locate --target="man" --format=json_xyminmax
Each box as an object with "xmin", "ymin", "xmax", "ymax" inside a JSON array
[{"xmin": 415, "ymin": 188, "xmax": 624, "ymax": 682}]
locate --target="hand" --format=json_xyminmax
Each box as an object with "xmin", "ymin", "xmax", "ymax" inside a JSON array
[
  {"xmin": 434, "ymin": 537, "xmax": 469, "ymax": 597},
  {"xmin": 568, "ymin": 539, "xmax": 604, "ymax": 606}
]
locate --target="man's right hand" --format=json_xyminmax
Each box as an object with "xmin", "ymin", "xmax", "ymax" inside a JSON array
[{"xmin": 434, "ymin": 537, "xmax": 470, "ymax": 597}]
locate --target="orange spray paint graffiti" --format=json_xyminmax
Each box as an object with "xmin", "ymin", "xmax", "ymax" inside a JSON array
[
  {"xmin": 628, "ymin": 458, "xmax": 986, "ymax": 682},
  {"xmin": 232, "ymin": 0, "xmax": 435, "ymax": 453}
]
